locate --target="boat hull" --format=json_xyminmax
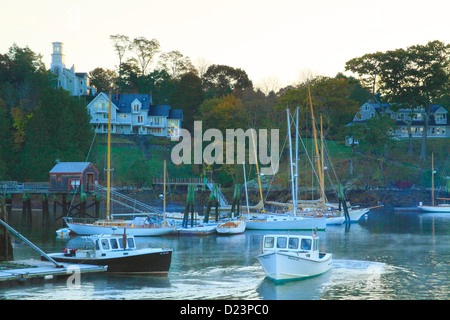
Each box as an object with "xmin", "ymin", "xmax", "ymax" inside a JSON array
[
  {"xmin": 176, "ymin": 224, "xmax": 218, "ymax": 236},
  {"xmin": 418, "ymin": 205, "xmax": 450, "ymax": 213},
  {"xmin": 246, "ymin": 216, "xmax": 326, "ymax": 231},
  {"xmin": 257, "ymin": 251, "xmax": 332, "ymax": 282},
  {"xmin": 216, "ymin": 220, "xmax": 246, "ymax": 234},
  {"xmin": 44, "ymin": 249, "xmax": 172, "ymax": 275},
  {"xmin": 65, "ymin": 221, "xmax": 176, "ymax": 237},
  {"xmin": 348, "ymin": 208, "xmax": 370, "ymax": 221},
  {"xmin": 326, "ymin": 216, "xmax": 345, "ymax": 225}
]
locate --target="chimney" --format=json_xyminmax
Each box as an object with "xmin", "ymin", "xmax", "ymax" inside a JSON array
[
  {"xmin": 149, "ymin": 90, "xmax": 152, "ymax": 105},
  {"xmin": 116, "ymin": 89, "xmax": 119, "ymax": 100}
]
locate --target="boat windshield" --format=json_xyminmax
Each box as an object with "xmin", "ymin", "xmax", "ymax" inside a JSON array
[
  {"xmin": 118, "ymin": 237, "xmax": 135, "ymax": 249},
  {"xmin": 288, "ymin": 237, "xmax": 299, "ymax": 249},
  {"xmin": 264, "ymin": 237, "xmax": 275, "ymax": 248},
  {"xmin": 110, "ymin": 238, "xmax": 119, "ymax": 249},
  {"xmin": 301, "ymin": 239, "xmax": 312, "ymax": 250},
  {"xmin": 276, "ymin": 237, "xmax": 287, "ymax": 249}
]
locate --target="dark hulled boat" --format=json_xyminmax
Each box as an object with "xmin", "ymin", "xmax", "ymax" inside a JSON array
[{"xmin": 43, "ymin": 234, "xmax": 172, "ymax": 275}]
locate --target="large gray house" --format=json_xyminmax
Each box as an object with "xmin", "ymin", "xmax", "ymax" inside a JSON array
[
  {"xmin": 346, "ymin": 101, "xmax": 449, "ymax": 145},
  {"xmin": 86, "ymin": 92, "xmax": 183, "ymax": 138}
]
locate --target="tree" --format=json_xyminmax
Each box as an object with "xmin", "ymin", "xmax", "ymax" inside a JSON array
[
  {"xmin": 170, "ymin": 72, "xmax": 204, "ymax": 132},
  {"xmin": 117, "ymin": 59, "xmax": 141, "ymax": 93},
  {"xmin": 19, "ymin": 89, "xmax": 94, "ymax": 180},
  {"xmin": 276, "ymin": 76, "xmax": 359, "ymax": 138},
  {"xmin": 345, "ymin": 52, "xmax": 384, "ymax": 96},
  {"xmin": 202, "ymin": 64, "xmax": 253, "ymax": 98},
  {"xmin": 129, "ymin": 37, "xmax": 160, "ymax": 76},
  {"xmin": 157, "ymin": 50, "xmax": 194, "ymax": 79},
  {"xmin": 198, "ymin": 94, "xmax": 247, "ymax": 131},
  {"xmin": 0, "ymin": 99, "xmax": 12, "ymax": 179},
  {"xmin": 88, "ymin": 67, "xmax": 118, "ymax": 94},
  {"xmin": 346, "ymin": 40, "xmax": 450, "ymax": 160}
]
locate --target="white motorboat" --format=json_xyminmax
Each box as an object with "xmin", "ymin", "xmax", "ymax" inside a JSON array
[
  {"xmin": 257, "ymin": 233, "xmax": 332, "ymax": 282},
  {"xmin": 216, "ymin": 219, "xmax": 246, "ymax": 235},
  {"xmin": 56, "ymin": 228, "xmax": 72, "ymax": 238},
  {"xmin": 43, "ymin": 233, "xmax": 172, "ymax": 275}
]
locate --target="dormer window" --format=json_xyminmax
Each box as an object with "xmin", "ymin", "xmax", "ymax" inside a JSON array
[{"xmin": 133, "ymin": 104, "xmax": 139, "ymax": 112}]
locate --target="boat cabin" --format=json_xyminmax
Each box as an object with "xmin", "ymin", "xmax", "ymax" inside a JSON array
[
  {"xmin": 262, "ymin": 234, "xmax": 321, "ymax": 258},
  {"xmin": 65, "ymin": 234, "xmax": 136, "ymax": 259}
]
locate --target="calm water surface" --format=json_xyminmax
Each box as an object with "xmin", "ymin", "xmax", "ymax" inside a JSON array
[{"xmin": 1, "ymin": 208, "xmax": 449, "ymax": 300}]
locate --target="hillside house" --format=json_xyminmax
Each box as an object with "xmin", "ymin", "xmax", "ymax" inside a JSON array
[
  {"xmin": 346, "ymin": 101, "xmax": 449, "ymax": 145},
  {"xmin": 86, "ymin": 92, "xmax": 183, "ymax": 138}
]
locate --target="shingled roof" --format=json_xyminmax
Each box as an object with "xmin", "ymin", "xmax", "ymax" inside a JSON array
[{"xmin": 49, "ymin": 162, "xmax": 93, "ymax": 174}]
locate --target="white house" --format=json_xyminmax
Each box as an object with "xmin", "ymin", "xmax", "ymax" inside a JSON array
[
  {"xmin": 346, "ymin": 101, "xmax": 449, "ymax": 145},
  {"xmin": 87, "ymin": 92, "xmax": 183, "ymax": 138},
  {"xmin": 50, "ymin": 42, "xmax": 96, "ymax": 96}
]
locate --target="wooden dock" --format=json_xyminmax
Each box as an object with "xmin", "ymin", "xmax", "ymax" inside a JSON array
[{"xmin": 0, "ymin": 260, "xmax": 107, "ymax": 287}]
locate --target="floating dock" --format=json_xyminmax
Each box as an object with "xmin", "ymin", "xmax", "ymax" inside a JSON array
[{"xmin": 0, "ymin": 259, "xmax": 107, "ymax": 287}]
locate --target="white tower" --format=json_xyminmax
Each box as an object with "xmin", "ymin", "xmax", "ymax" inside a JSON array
[{"xmin": 51, "ymin": 42, "xmax": 65, "ymax": 75}]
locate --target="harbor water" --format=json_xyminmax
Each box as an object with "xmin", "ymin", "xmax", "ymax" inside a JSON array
[{"xmin": 1, "ymin": 207, "xmax": 449, "ymax": 300}]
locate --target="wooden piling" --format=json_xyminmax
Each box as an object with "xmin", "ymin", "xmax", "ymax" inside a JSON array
[
  {"xmin": 0, "ymin": 195, "xmax": 14, "ymax": 262},
  {"xmin": 42, "ymin": 194, "xmax": 49, "ymax": 228}
]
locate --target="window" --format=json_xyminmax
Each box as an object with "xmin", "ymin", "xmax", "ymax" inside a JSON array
[
  {"xmin": 70, "ymin": 179, "xmax": 80, "ymax": 190},
  {"xmin": 127, "ymin": 238, "xmax": 135, "ymax": 249},
  {"xmin": 300, "ymin": 239, "xmax": 311, "ymax": 250},
  {"xmin": 110, "ymin": 239, "xmax": 118, "ymax": 249},
  {"xmin": 264, "ymin": 237, "xmax": 274, "ymax": 248},
  {"xmin": 288, "ymin": 237, "xmax": 299, "ymax": 249},
  {"xmin": 133, "ymin": 104, "xmax": 139, "ymax": 112},
  {"xmin": 276, "ymin": 237, "xmax": 287, "ymax": 249},
  {"xmin": 101, "ymin": 239, "xmax": 110, "ymax": 250}
]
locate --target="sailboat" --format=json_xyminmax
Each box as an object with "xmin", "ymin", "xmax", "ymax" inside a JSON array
[
  {"xmin": 418, "ymin": 153, "xmax": 450, "ymax": 213},
  {"xmin": 286, "ymin": 88, "xmax": 377, "ymax": 223},
  {"xmin": 64, "ymin": 94, "xmax": 176, "ymax": 236},
  {"xmin": 245, "ymin": 110, "xmax": 327, "ymax": 231}
]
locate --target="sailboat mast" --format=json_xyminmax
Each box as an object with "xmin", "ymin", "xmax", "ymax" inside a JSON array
[
  {"xmin": 432, "ymin": 152, "xmax": 434, "ymax": 207},
  {"xmin": 243, "ymin": 162, "xmax": 250, "ymax": 216},
  {"xmin": 164, "ymin": 160, "xmax": 166, "ymax": 224},
  {"xmin": 250, "ymin": 129, "xmax": 264, "ymax": 211},
  {"xmin": 320, "ymin": 115, "xmax": 326, "ymax": 203},
  {"xmin": 106, "ymin": 93, "xmax": 112, "ymax": 221},
  {"xmin": 308, "ymin": 87, "xmax": 325, "ymax": 200},
  {"xmin": 286, "ymin": 108, "xmax": 296, "ymax": 216},
  {"xmin": 295, "ymin": 107, "xmax": 299, "ymax": 212}
]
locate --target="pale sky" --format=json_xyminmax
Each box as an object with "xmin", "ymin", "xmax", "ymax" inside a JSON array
[{"xmin": 2, "ymin": 0, "xmax": 450, "ymax": 89}]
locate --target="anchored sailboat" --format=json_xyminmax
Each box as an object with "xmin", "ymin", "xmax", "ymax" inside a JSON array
[
  {"xmin": 418, "ymin": 153, "xmax": 450, "ymax": 213},
  {"xmin": 245, "ymin": 108, "xmax": 327, "ymax": 231}
]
